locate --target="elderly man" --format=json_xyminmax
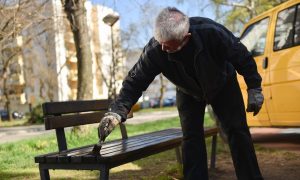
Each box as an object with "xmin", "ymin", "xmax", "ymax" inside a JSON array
[{"xmin": 98, "ymin": 7, "xmax": 264, "ymax": 180}]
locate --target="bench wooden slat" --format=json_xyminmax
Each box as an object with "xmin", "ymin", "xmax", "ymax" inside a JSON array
[
  {"xmin": 42, "ymin": 129, "xmax": 182, "ymax": 163},
  {"xmin": 101, "ymin": 133, "xmax": 182, "ymax": 157},
  {"xmin": 204, "ymin": 127, "xmax": 219, "ymax": 137},
  {"xmin": 100, "ymin": 129, "xmax": 181, "ymax": 152},
  {"xmin": 36, "ymin": 128, "xmax": 182, "ymax": 161},
  {"xmin": 37, "ymin": 128, "xmax": 218, "ymax": 164},
  {"xmin": 35, "ymin": 128, "xmax": 218, "ymax": 163},
  {"xmin": 43, "ymin": 99, "xmax": 111, "ymax": 116},
  {"xmin": 100, "ymin": 132, "xmax": 182, "ymax": 155},
  {"xmin": 45, "ymin": 111, "xmax": 106, "ymax": 130},
  {"xmin": 99, "ymin": 134, "xmax": 183, "ymax": 166},
  {"xmin": 72, "ymin": 132, "xmax": 183, "ymax": 163},
  {"xmin": 44, "ymin": 133, "xmax": 182, "ymax": 164}
]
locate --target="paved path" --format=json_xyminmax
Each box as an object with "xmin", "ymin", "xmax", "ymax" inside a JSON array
[
  {"xmin": 0, "ymin": 110, "xmax": 179, "ymax": 144},
  {"xmin": 2, "ymin": 110, "xmax": 300, "ymax": 152}
]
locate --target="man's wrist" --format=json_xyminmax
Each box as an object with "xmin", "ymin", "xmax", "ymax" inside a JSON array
[
  {"xmin": 104, "ymin": 112, "xmax": 122, "ymax": 122},
  {"xmin": 248, "ymin": 87, "xmax": 262, "ymax": 93}
]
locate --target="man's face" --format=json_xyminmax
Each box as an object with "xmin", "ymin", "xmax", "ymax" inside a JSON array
[{"xmin": 159, "ymin": 34, "xmax": 191, "ymax": 53}]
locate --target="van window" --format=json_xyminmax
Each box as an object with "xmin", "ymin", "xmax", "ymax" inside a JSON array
[
  {"xmin": 294, "ymin": 5, "xmax": 300, "ymax": 44},
  {"xmin": 274, "ymin": 6, "xmax": 296, "ymax": 50},
  {"xmin": 240, "ymin": 18, "xmax": 269, "ymax": 57}
]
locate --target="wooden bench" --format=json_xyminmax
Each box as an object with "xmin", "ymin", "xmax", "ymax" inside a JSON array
[{"xmin": 34, "ymin": 99, "xmax": 219, "ymax": 180}]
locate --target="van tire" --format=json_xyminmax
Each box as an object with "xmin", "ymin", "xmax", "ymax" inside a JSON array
[{"xmin": 207, "ymin": 105, "xmax": 228, "ymax": 143}]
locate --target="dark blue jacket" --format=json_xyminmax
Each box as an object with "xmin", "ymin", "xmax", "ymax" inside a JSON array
[{"xmin": 110, "ymin": 17, "xmax": 262, "ymax": 121}]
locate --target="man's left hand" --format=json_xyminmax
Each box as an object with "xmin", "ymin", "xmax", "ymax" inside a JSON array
[{"xmin": 246, "ymin": 88, "xmax": 264, "ymax": 116}]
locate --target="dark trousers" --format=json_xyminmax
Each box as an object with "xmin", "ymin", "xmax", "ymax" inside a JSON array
[{"xmin": 176, "ymin": 75, "xmax": 263, "ymax": 180}]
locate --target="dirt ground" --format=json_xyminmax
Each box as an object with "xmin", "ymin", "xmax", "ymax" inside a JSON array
[
  {"xmin": 109, "ymin": 128, "xmax": 300, "ymax": 180},
  {"xmin": 107, "ymin": 144, "xmax": 300, "ymax": 180},
  {"xmin": 209, "ymin": 147, "xmax": 300, "ymax": 180}
]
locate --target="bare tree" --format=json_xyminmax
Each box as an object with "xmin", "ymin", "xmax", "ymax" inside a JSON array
[
  {"xmin": 25, "ymin": 26, "xmax": 64, "ymax": 103},
  {"xmin": 129, "ymin": 1, "xmax": 169, "ymax": 107},
  {"xmin": 0, "ymin": 0, "xmax": 49, "ymax": 121}
]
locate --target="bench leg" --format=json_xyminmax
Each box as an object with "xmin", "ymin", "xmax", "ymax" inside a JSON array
[
  {"xmin": 100, "ymin": 166, "xmax": 109, "ymax": 180},
  {"xmin": 175, "ymin": 146, "xmax": 182, "ymax": 164},
  {"xmin": 210, "ymin": 135, "xmax": 217, "ymax": 169},
  {"xmin": 39, "ymin": 166, "xmax": 50, "ymax": 180}
]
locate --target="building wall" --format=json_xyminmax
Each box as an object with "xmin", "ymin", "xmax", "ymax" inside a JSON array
[
  {"xmin": 64, "ymin": 1, "xmax": 124, "ymax": 100},
  {"xmin": 51, "ymin": 0, "xmax": 70, "ymax": 101},
  {"xmin": 90, "ymin": 4, "xmax": 124, "ymax": 99}
]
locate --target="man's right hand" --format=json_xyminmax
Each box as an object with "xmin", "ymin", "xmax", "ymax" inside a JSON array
[
  {"xmin": 98, "ymin": 112, "xmax": 121, "ymax": 142},
  {"xmin": 246, "ymin": 88, "xmax": 264, "ymax": 116}
]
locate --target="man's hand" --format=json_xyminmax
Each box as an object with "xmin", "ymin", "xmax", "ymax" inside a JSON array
[
  {"xmin": 98, "ymin": 112, "xmax": 121, "ymax": 142},
  {"xmin": 246, "ymin": 88, "xmax": 264, "ymax": 116}
]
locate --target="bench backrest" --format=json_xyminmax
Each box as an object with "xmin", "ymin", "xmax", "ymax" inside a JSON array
[{"xmin": 42, "ymin": 99, "xmax": 128, "ymax": 152}]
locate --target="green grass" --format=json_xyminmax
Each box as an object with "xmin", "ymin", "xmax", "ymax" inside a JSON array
[
  {"xmin": 0, "ymin": 114, "xmax": 215, "ymax": 179},
  {"xmin": 137, "ymin": 106, "xmax": 177, "ymax": 113}
]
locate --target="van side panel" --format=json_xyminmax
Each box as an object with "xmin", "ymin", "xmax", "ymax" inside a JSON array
[
  {"xmin": 266, "ymin": 2, "xmax": 300, "ymax": 126},
  {"xmin": 268, "ymin": 46, "xmax": 300, "ymax": 126}
]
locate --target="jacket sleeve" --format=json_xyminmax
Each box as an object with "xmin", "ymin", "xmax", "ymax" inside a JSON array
[
  {"xmin": 109, "ymin": 46, "xmax": 161, "ymax": 121},
  {"xmin": 209, "ymin": 27, "xmax": 262, "ymax": 90}
]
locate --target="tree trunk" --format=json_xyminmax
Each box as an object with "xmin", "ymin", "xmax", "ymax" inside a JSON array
[
  {"xmin": 2, "ymin": 73, "xmax": 11, "ymax": 121},
  {"xmin": 62, "ymin": 0, "xmax": 93, "ymax": 134},
  {"xmin": 159, "ymin": 74, "xmax": 165, "ymax": 108},
  {"xmin": 63, "ymin": 0, "xmax": 93, "ymax": 100}
]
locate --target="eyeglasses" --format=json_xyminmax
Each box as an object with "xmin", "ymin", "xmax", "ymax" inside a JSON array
[{"xmin": 160, "ymin": 35, "xmax": 190, "ymax": 53}]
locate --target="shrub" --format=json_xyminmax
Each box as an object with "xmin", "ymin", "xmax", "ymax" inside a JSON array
[{"xmin": 28, "ymin": 104, "xmax": 44, "ymax": 124}]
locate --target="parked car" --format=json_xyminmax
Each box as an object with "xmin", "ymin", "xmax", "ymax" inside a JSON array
[
  {"xmin": 149, "ymin": 97, "xmax": 176, "ymax": 108},
  {"xmin": 12, "ymin": 111, "xmax": 24, "ymax": 119},
  {"xmin": 163, "ymin": 96, "xmax": 176, "ymax": 107},
  {"xmin": 0, "ymin": 110, "xmax": 24, "ymax": 120},
  {"xmin": 236, "ymin": 0, "xmax": 300, "ymax": 127},
  {"xmin": 149, "ymin": 98, "xmax": 160, "ymax": 108},
  {"xmin": 0, "ymin": 110, "xmax": 9, "ymax": 120}
]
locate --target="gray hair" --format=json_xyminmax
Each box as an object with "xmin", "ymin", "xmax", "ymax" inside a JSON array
[{"xmin": 154, "ymin": 7, "xmax": 190, "ymax": 42}]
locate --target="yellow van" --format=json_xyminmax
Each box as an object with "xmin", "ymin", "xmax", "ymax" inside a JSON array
[{"xmin": 238, "ymin": 0, "xmax": 300, "ymax": 127}]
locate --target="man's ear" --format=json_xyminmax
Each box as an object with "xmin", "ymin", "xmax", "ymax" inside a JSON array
[{"xmin": 186, "ymin": 33, "xmax": 192, "ymax": 38}]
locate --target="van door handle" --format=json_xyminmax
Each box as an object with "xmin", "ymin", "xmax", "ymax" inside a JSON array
[{"xmin": 262, "ymin": 57, "xmax": 268, "ymax": 69}]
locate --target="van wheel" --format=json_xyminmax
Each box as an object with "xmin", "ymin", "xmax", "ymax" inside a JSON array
[{"xmin": 207, "ymin": 105, "xmax": 228, "ymax": 143}]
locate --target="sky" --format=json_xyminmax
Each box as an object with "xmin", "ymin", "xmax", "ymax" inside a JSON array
[{"xmin": 91, "ymin": 0, "xmax": 216, "ymax": 48}]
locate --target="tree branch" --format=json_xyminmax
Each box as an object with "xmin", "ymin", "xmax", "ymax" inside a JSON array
[{"xmin": 219, "ymin": 1, "xmax": 252, "ymax": 11}]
